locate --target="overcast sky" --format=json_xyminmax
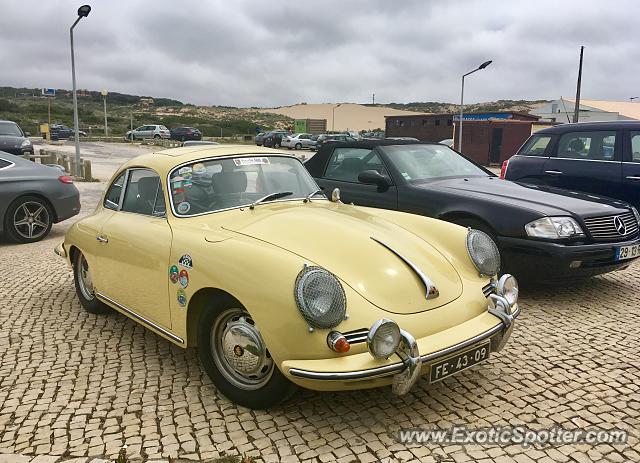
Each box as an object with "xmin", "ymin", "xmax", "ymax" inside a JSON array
[{"xmin": 1, "ymin": 0, "xmax": 638, "ymax": 107}]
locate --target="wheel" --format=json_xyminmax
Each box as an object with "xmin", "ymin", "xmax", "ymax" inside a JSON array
[
  {"xmin": 153, "ymin": 134, "xmax": 160, "ymax": 139},
  {"xmin": 181, "ymin": 136, "xmax": 185, "ymax": 142},
  {"xmin": 274, "ymin": 142, "xmax": 280, "ymax": 148},
  {"xmin": 295, "ymin": 143, "xmax": 302, "ymax": 150},
  {"xmin": 73, "ymin": 250, "xmax": 110, "ymax": 314},
  {"xmin": 198, "ymin": 304, "xmax": 296, "ymax": 409},
  {"xmin": 4, "ymin": 196, "xmax": 53, "ymax": 243}
]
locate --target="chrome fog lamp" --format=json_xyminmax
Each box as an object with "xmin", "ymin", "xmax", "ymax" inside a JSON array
[
  {"xmin": 466, "ymin": 229, "xmax": 500, "ymax": 276},
  {"xmin": 294, "ymin": 266, "xmax": 346, "ymax": 329},
  {"xmin": 367, "ymin": 318, "xmax": 401, "ymax": 359},
  {"xmin": 496, "ymin": 274, "xmax": 518, "ymax": 306}
]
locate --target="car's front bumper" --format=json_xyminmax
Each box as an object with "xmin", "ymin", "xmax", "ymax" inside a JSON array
[
  {"xmin": 282, "ymin": 302, "xmax": 518, "ymax": 393},
  {"xmin": 498, "ymin": 235, "xmax": 640, "ymax": 280}
]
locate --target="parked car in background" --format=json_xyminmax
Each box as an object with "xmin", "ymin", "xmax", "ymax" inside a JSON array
[
  {"xmin": 305, "ymin": 140, "xmax": 640, "ymax": 281},
  {"xmin": 362, "ymin": 131, "xmax": 385, "ymax": 139},
  {"xmin": 56, "ymin": 144, "xmax": 518, "ymax": 408},
  {"xmin": 170, "ymin": 127, "xmax": 202, "ymax": 142},
  {"xmin": 255, "ymin": 132, "xmax": 267, "ymax": 146},
  {"xmin": 262, "ymin": 130, "xmax": 290, "ymax": 148},
  {"xmin": 309, "ymin": 134, "xmax": 320, "ymax": 150},
  {"xmin": 386, "ymin": 137, "xmax": 420, "ymax": 141},
  {"xmin": 0, "ymin": 151, "xmax": 80, "ymax": 243},
  {"xmin": 503, "ymin": 121, "xmax": 640, "ymax": 209},
  {"xmin": 347, "ymin": 131, "xmax": 363, "ymax": 140},
  {"xmin": 50, "ymin": 124, "xmax": 87, "ymax": 140},
  {"xmin": 439, "ymin": 138, "xmax": 454, "ymax": 147},
  {"xmin": 0, "ymin": 120, "xmax": 33, "ymax": 157},
  {"xmin": 315, "ymin": 133, "xmax": 356, "ymax": 150},
  {"xmin": 181, "ymin": 140, "xmax": 219, "ymax": 147},
  {"xmin": 282, "ymin": 133, "xmax": 314, "ymax": 150},
  {"xmin": 125, "ymin": 125, "xmax": 171, "ymax": 140}
]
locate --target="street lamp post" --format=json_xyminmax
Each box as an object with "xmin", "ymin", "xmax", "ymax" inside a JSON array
[
  {"xmin": 70, "ymin": 4, "xmax": 91, "ymax": 174},
  {"xmin": 458, "ymin": 60, "xmax": 492, "ymax": 152},
  {"xmin": 101, "ymin": 89, "xmax": 108, "ymax": 138},
  {"xmin": 332, "ymin": 103, "xmax": 342, "ymax": 132}
]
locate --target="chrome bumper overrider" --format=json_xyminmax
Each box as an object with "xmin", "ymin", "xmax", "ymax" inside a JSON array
[{"xmin": 288, "ymin": 303, "xmax": 520, "ymax": 393}]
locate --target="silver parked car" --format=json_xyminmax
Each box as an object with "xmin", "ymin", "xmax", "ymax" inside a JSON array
[
  {"xmin": 281, "ymin": 133, "xmax": 314, "ymax": 150},
  {"xmin": 125, "ymin": 124, "xmax": 171, "ymax": 140},
  {"xmin": 0, "ymin": 151, "xmax": 80, "ymax": 243}
]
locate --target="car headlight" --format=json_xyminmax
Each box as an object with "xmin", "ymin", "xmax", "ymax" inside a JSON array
[
  {"xmin": 367, "ymin": 318, "xmax": 401, "ymax": 359},
  {"xmin": 525, "ymin": 217, "xmax": 584, "ymax": 239},
  {"xmin": 294, "ymin": 266, "xmax": 346, "ymax": 329},
  {"xmin": 631, "ymin": 207, "xmax": 640, "ymax": 225},
  {"xmin": 21, "ymin": 139, "xmax": 31, "ymax": 147},
  {"xmin": 496, "ymin": 274, "xmax": 518, "ymax": 306},
  {"xmin": 466, "ymin": 229, "xmax": 501, "ymax": 276}
]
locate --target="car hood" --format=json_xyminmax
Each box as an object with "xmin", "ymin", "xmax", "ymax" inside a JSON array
[
  {"xmin": 419, "ymin": 176, "xmax": 631, "ymax": 216},
  {"xmin": 218, "ymin": 202, "xmax": 463, "ymax": 314},
  {"xmin": 0, "ymin": 135, "xmax": 25, "ymax": 148}
]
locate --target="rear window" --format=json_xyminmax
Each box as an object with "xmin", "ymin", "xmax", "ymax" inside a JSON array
[{"xmin": 519, "ymin": 135, "xmax": 551, "ymax": 156}]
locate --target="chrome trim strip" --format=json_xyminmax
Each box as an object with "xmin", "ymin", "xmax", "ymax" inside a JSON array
[
  {"xmin": 547, "ymin": 157, "xmax": 622, "ymax": 164},
  {"xmin": 288, "ymin": 307, "xmax": 521, "ymax": 381},
  {"xmin": 96, "ymin": 293, "xmax": 184, "ymax": 344},
  {"xmin": 370, "ymin": 237, "xmax": 438, "ymax": 299}
]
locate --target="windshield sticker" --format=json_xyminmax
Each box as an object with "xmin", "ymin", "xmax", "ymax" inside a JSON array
[
  {"xmin": 178, "ymin": 166, "xmax": 192, "ymax": 175},
  {"xmin": 169, "ymin": 265, "xmax": 179, "ymax": 284},
  {"xmin": 179, "ymin": 269, "xmax": 189, "ymax": 288},
  {"xmin": 177, "ymin": 289, "xmax": 187, "ymax": 307},
  {"xmin": 192, "ymin": 163, "xmax": 206, "ymax": 174},
  {"xmin": 178, "ymin": 254, "xmax": 193, "ymax": 269},
  {"xmin": 183, "ymin": 179, "xmax": 193, "ymax": 188},
  {"xmin": 401, "ymin": 172, "xmax": 412, "ymax": 180},
  {"xmin": 233, "ymin": 157, "xmax": 270, "ymax": 166},
  {"xmin": 177, "ymin": 202, "xmax": 191, "ymax": 214},
  {"xmin": 171, "ymin": 176, "xmax": 184, "ymax": 183}
]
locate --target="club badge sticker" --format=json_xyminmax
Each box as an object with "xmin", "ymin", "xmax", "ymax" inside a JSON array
[
  {"xmin": 177, "ymin": 289, "xmax": 187, "ymax": 307},
  {"xmin": 178, "ymin": 254, "xmax": 193, "ymax": 269},
  {"xmin": 179, "ymin": 269, "xmax": 189, "ymax": 288},
  {"xmin": 169, "ymin": 265, "xmax": 179, "ymax": 283}
]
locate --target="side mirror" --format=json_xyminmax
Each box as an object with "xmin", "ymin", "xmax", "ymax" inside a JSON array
[{"xmin": 358, "ymin": 170, "xmax": 389, "ymax": 187}]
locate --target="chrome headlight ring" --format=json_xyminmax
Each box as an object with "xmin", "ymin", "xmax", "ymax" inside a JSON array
[{"xmin": 294, "ymin": 265, "xmax": 347, "ymax": 329}]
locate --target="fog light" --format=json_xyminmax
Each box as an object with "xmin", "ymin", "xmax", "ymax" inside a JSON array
[
  {"xmin": 367, "ymin": 319, "xmax": 401, "ymax": 359},
  {"xmin": 495, "ymin": 274, "xmax": 518, "ymax": 306},
  {"xmin": 327, "ymin": 331, "xmax": 350, "ymax": 353}
]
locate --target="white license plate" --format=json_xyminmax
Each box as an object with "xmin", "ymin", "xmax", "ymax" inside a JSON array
[{"xmin": 616, "ymin": 244, "xmax": 640, "ymax": 261}]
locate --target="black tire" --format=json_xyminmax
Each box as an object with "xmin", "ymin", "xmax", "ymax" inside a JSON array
[
  {"xmin": 153, "ymin": 134, "xmax": 161, "ymax": 139},
  {"xmin": 295, "ymin": 143, "xmax": 302, "ymax": 150},
  {"xmin": 450, "ymin": 217, "xmax": 505, "ymax": 274},
  {"xmin": 198, "ymin": 300, "xmax": 296, "ymax": 409},
  {"xmin": 73, "ymin": 250, "xmax": 110, "ymax": 314},
  {"xmin": 4, "ymin": 195, "xmax": 53, "ymax": 243}
]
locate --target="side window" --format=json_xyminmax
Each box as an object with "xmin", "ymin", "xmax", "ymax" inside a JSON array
[
  {"xmin": 121, "ymin": 169, "xmax": 164, "ymax": 216},
  {"xmin": 519, "ymin": 135, "xmax": 552, "ymax": 156},
  {"xmin": 0, "ymin": 159, "xmax": 12, "ymax": 169},
  {"xmin": 630, "ymin": 132, "xmax": 640, "ymax": 162},
  {"xmin": 557, "ymin": 131, "xmax": 616, "ymax": 160},
  {"xmin": 325, "ymin": 148, "xmax": 389, "ymax": 183},
  {"xmin": 104, "ymin": 173, "xmax": 126, "ymax": 210}
]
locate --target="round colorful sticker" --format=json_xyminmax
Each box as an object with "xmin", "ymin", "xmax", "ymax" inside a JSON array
[
  {"xmin": 179, "ymin": 269, "xmax": 189, "ymax": 288},
  {"xmin": 177, "ymin": 289, "xmax": 187, "ymax": 307},
  {"xmin": 169, "ymin": 265, "xmax": 179, "ymax": 283},
  {"xmin": 177, "ymin": 202, "xmax": 191, "ymax": 214}
]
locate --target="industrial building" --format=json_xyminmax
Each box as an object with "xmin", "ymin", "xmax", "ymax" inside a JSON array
[{"xmin": 531, "ymin": 99, "xmax": 640, "ymax": 122}]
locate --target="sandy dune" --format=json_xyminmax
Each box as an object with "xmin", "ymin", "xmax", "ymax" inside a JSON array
[{"xmin": 262, "ymin": 103, "xmax": 423, "ymax": 131}]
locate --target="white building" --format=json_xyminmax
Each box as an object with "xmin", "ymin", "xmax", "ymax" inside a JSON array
[{"xmin": 531, "ymin": 99, "xmax": 640, "ymax": 123}]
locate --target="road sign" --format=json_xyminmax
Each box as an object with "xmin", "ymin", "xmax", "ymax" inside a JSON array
[{"xmin": 42, "ymin": 88, "xmax": 55, "ymax": 97}]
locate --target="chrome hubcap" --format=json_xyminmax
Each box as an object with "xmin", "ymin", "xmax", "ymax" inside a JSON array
[
  {"xmin": 13, "ymin": 201, "xmax": 50, "ymax": 239},
  {"xmin": 211, "ymin": 308, "xmax": 274, "ymax": 390},
  {"xmin": 78, "ymin": 254, "xmax": 95, "ymax": 301}
]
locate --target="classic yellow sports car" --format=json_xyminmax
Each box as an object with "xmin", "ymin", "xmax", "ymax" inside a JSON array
[{"xmin": 56, "ymin": 145, "xmax": 519, "ymax": 408}]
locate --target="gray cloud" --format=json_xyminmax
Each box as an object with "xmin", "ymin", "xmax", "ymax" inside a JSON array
[{"xmin": 1, "ymin": 0, "xmax": 638, "ymax": 106}]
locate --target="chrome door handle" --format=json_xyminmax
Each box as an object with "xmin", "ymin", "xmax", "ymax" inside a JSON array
[
  {"xmin": 96, "ymin": 235, "xmax": 109, "ymax": 243},
  {"xmin": 545, "ymin": 170, "xmax": 563, "ymax": 175},
  {"xmin": 625, "ymin": 176, "xmax": 640, "ymax": 180}
]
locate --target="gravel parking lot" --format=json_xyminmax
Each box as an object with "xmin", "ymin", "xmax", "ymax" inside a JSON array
[{"xmin": 0, "ymin": 144, "xmax": 639, "ymax": 463}]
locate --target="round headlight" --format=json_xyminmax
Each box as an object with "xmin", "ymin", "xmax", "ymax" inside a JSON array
[
  {"xmin": 466, "ymin": 229, "xmax": 500, "ymax": 276},
  {"xmin": 496, "ymin": 274, "xmax": 518, "ymax": 306},
  {"xmin": 294, "ymin": 266, "xmax": 346, "ymax": 329},
  {"xmin": 367, "ymin": 318, "xmax": 401, "ymax": 359}
]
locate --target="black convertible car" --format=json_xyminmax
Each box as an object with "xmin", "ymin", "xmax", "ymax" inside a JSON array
[{"xmin": 305, "ymin": 140, "xmax": 640, "ymax": 281}]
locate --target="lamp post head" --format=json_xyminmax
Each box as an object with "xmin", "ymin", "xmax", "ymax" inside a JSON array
[
  {"xmin": 100, "ymin": 89, "xmax": 108, "ymax": 97},
  {"xmin": 478, "ymin": 60, "xmax": 492, "ymax": 70},
  {"xmin": 77, "ymin": 5, "xmax": 91, "ymax": 17}
]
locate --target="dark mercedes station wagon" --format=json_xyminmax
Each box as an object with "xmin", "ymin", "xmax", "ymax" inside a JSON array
[{"xmin": 306, "ymin": 140, "xmax": 640, "ymax": 281}]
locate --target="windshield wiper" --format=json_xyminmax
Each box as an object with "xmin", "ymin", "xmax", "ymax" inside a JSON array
[
  {"xmin": 303, "ymin": 189, "xmax": 325, "ymax": 203},
  {"xmin": 249, "ymin": 191, "xmax": 293, "ymax": 209}
]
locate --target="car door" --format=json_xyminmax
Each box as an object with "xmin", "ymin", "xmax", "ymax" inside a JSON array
[
  {"xmin": 315, "ymin": 146, "xmax": 397, "ymax": 209},
  {"xmin": 96, "ymin": 168, "xmax": 173, "ymax": 328},
  {"xmin": 621, "ymin": 129, "xmax": 640, "ymax": 207},
  {"xmin": 542, "ymin": 129, "xmax": 622, "ymax": 198}
]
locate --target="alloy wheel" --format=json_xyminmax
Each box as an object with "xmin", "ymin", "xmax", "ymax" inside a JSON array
[{"xmin": 13, "ymin": 201, "xmax": 50, "ymax": 240}]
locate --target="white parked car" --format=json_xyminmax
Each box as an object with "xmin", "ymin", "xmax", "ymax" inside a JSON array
[
  {"xmin": 125, "ymin": 125, "xmax": 171, "ymax": 140},
  {"xmin": 281, "ymin": 133, "xmax": 314, "ymax": 150}
]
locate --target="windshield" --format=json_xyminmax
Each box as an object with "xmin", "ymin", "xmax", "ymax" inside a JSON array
[
  {"xmin": 382, "ymin": 144, "xmax": 488, "ymax": 182},
  {"xmin": 0, "ymin": 122, "xmax": 23, "ymax": 137},
  {"xmin": 169, "ymin": 155, "xmax": 322, "ymax": 216}
]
